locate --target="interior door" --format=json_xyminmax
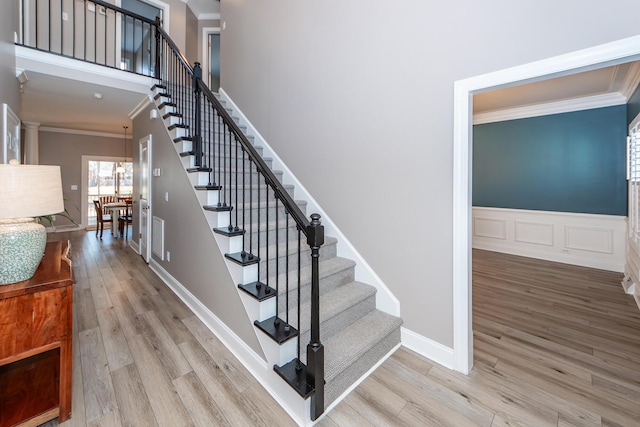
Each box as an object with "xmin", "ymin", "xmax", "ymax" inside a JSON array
[{"xmin": 139, "ymin": 135, "xmax": 152, "ymax": 262}]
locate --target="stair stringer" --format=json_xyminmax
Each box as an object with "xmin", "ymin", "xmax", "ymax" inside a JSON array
[
  {"xmin": 218, "ymin": 88, "xmax": 400, "ymax": 317},
  {"xmin": 150, "ymin": 92, "xmax": 315, "ymax": 425}
]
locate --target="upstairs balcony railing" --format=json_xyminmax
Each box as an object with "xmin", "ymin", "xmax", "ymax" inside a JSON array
[
  {"xmin": 17, "ymin": 0, "xmax": 326, "ymax": 420},
  {"xmin": 18, "ymin": 0, "xmax": 159, "ymax": 77}
]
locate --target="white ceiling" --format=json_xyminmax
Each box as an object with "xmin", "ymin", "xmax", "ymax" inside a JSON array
[{"xmin": 20, "ymin": 71, "xmax": 146, "ymax": 134}]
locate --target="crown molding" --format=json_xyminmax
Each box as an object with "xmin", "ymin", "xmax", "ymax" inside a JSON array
[
  {"xmin": 620, "ymin": 61, "xmax": 640, "ymax": 100},
  {"xmin": 129, "ymin": 95, "xmax": 154, "ymax": 120},
  {"xmin": 473, "ymin": 92, "xmax": 627, "ymax": 125},
  {"xmin": 39, "ymin": 127, "xmax": 132, "ymax": 139}
]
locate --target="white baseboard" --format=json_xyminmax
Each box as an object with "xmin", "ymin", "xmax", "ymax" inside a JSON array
[
  {"xmin": 129, "ymin": 240, "xmax": 140, "ymax": 254},
  {"xmin": 472, "ymin": 207, "xmax": 626, "ymax": 272},
  {"xmin": 149, "ymin": 260, "xmax": 312, "ymax": 426},
  {"xmin": 401, "ymin": 327, "xmax": 454, "ymax": 370}
]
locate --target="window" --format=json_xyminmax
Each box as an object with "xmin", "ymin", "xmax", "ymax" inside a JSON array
[
  {"xmin": 87, "ymin": 160, "xmax": 133, "ymax": 225},
  {"xmin": 629, "ymin": 120, "xmax": 640, "ymax": 241}
]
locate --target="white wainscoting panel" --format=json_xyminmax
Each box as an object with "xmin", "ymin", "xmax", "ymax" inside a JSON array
[
  {"xmin": 565, "ymin": 226, "xmax": 613, "ymax": 254},
  {"xmin": 515, "ymin": 221, "xmax": 554, "ymax": 246},
  {"xmin": 472, "ymin": 207, "xmax": 626, "ymax": 272},
  {"xmin": 473, "ymin": 217, "xmax": 507, "ymax": 240}
]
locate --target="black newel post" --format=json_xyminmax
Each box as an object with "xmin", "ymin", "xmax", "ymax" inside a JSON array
[
  {"xmin": 154, "ymin": 16, "xmax": 161, "ymax": 79},
  {"xmin": 306, "ymin": 213, "xmax": 325, "ymax": 420},
  {"xmin": 193, "ymin": 62, "xmax": 203, "ymax": 167}
]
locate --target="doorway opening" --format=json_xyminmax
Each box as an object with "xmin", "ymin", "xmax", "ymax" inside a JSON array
[
  {"xmin": 202, "ymin": 27, "xmax": 221, "ymax": 92},
  {"xmin": 82, "ymin": 156, "xmax": 133, "ymax": 228},
  {"xmin": 452, "ymin": 35, "xmax": 640, "ymax": 374}
]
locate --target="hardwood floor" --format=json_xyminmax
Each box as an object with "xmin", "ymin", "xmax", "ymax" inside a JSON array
[
  {"xmin": 40, "ymin": 233, "xmax": 640, "ymax": 426},
  {"xmin": 322, "ymin": 249, "xmax": 640, "ymax": 426}
]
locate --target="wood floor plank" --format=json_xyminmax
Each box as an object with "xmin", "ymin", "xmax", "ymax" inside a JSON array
[
  {"xmin": 75, "ymin": 287, "xmax": 99, "ymax": 332},
  {"xmin": 110, "ymin": 290, "xmax": 144, "ymax": 340},
  {"xmin": 138, "ymin": 310, "xmax": 193, "ymax": 380},
  {"xmin": 173, "ymin": 371, "xmax": 232, "ymax": 427},
  {"xmin": 177, "ymin": 339, "xmax": 264, "ymax": 427},
  {"xmin": 182, "ymin": 316, "xmax": 256, "ymax": 393},
  {"xmin": 96, "ymin": 306, "xmax": 134, "ymax": 372},
  {"xmin": 128, "ymin": 333, "xmax": 194, "ymax": 427},
  {"xmin": 373, "ymin": 357, "xmax": 494, "ymax": 427},
  {"xmin": 111, "ymin": 363, "xmax": 158, "ymax": 427},
  {"xmin": 78, "ymin": 327, "xmax": 119, "ymax": 423}
]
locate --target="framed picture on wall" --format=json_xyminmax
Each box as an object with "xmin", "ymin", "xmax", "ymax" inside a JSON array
[{"xmin": 2, "ymin": 103, "xmax": 21, "ymax": 164}]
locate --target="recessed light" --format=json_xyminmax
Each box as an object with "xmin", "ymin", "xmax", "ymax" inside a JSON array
[{"xmin": 94, "ymin": 92, "xmax": 103, "ymax": 99}]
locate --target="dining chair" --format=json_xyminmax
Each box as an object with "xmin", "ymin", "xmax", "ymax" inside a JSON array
[
  {"xmin": 118, "ymin": 200, "xmax": 133, "ymax": 239},
  {"xmin": 93, "ymin": 199, "xmax": 112, "ymax": 239},
  {"xmin": 98, "ymin": 195, "xmax": 115, "ymax": 216}
]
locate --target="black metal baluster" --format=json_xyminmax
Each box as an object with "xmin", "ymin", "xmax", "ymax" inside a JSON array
[
  {"xmin": 256, "ymin": 163, "xmax": 261, "ymax": 282},
  {"xmin": 242, "ymin": 147, "xmax": 247, "ymax": 253},
  {"xmin": 60, "ymin": 0, "xmax": 63, "ymax": 55},
  {"xmin": 285, "ymin": 210, "xmax": 290, "ymax": 326},
  {"xmin": 234, "ymin": 135, "xmax": 239, "ymax": 234},
  {"xmin": 258, "ymin": 175, "xmax": 270, "ymax": 294},
  {"xmin": 275, "ymin": 197, "xmax": 279, "ymax": 321},
  {"xmin": 102, "ymin": 8, "xmax": 106, "ymax": 64},
  {"xmin": 249, "ymin": 156, "xmax": 254, "ymax": 257},
  {"xmin": 297, "ymin": 227, "xmax": 302, "ymax": 363},
  {"xmin": 48, "ymin": 0, "xmax": 51, "ymax": 51},
  {"xmin": 35, "ymin": 0, "xmax": 38, "ymax": 49},
  {"xmin": 93, "ymin": 0, "xmax": 96, "ymax": 63}
]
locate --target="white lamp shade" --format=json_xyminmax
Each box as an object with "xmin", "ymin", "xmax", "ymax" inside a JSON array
[{"xmin": 0, "ymin": 164, "xmax": 64, "ymax": 219}]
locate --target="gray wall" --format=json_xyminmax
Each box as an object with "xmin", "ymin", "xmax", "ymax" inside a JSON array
[
  {"xmin": 185, "ymin": 6, "xmax": 198, "ymax": 65},
  {"xmin": 220, "ymin": 0, "xmax": 640, "ymax": 348},
  {"xmin": 132, "ymin": 104, "xmax": 263, "ymax": 356},
  {"xmin": 0, "ymin": 0, "xmax": 19, "ymax": 114},
  {"xmin": 39, "ymin": 130, "xmax": 132, "ymax": 227}
]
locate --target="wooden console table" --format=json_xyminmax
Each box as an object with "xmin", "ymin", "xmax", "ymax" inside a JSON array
[{"xmin": 0, "ymin": 240, "xmax": 74, "ymax": 427}]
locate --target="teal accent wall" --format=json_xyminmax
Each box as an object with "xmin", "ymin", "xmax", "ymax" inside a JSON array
[
  {"xmin": 473, "ymin": 105, "xmax": 627, "ymax": 216},
  {"xmin": 628, "ymin": 84, "xmax": 640, "ymax": 125}
]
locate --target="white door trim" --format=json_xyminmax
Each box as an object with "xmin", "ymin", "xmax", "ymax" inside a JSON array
[
  {"xmin": 139, "ymin": 134, "xmax": 152, "ymax": 262},
  {"xmin": 453, "ymin": 35, "xmax": 640, "ymax": 374}
]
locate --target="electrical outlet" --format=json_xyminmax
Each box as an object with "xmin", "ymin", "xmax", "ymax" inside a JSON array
[{"xmin": 165, "ymin": 192, "xmax": 169, "ymax": 202}]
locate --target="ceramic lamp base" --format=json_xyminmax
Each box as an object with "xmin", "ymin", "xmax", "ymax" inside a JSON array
[{"xmin": 0, "ymin": 218, "xmax": 47, "ymax": 285}]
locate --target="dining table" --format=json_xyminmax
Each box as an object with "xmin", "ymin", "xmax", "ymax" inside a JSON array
[{"xmin": 103, "ymin": 202, "xmax": 127, "ymax": 237}]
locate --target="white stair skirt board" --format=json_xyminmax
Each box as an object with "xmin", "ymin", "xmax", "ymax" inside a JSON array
[
  {"xmin": 218, "ymin": 89, "xmax": 400, "ymax": 318},
  {"xmin": 472, "ymin": 207, "xmax": 626, "ymax": 273}
]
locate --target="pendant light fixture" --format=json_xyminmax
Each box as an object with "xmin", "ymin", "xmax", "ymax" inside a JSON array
[{"xmin": 116, "ymin": 125, "xmax": 127, "ymax": 174}]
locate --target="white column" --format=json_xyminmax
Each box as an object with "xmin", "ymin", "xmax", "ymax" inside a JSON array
[{"xmin": 23, "ymin": 122, "xmax": 40, "ymax": 165}]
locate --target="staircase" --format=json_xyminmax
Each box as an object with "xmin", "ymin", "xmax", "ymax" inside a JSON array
[
  {"xmin": 151, "ymin": 78, "xmax": 402, "ymax": 420},
  {"xmin": 16, "ymin": 0, "xmax": 402, "ymax": 421}
]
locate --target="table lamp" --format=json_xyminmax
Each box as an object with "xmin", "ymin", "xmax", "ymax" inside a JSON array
[{"xmin": 0, "ymin": 161, "xmax": 64, "ymax": 285}]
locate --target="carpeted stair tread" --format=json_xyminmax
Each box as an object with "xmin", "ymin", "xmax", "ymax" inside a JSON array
[
  {"xmin": 284, "ymin": 281, "xmax": 376, "ymax": 338},
  {"xmin": 264, "ymin": 256, "xmax": 356, "ymax": 295},
  {"xmin": 323, "ymin": 310, "xmax": 403, "ymax": 383}
]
